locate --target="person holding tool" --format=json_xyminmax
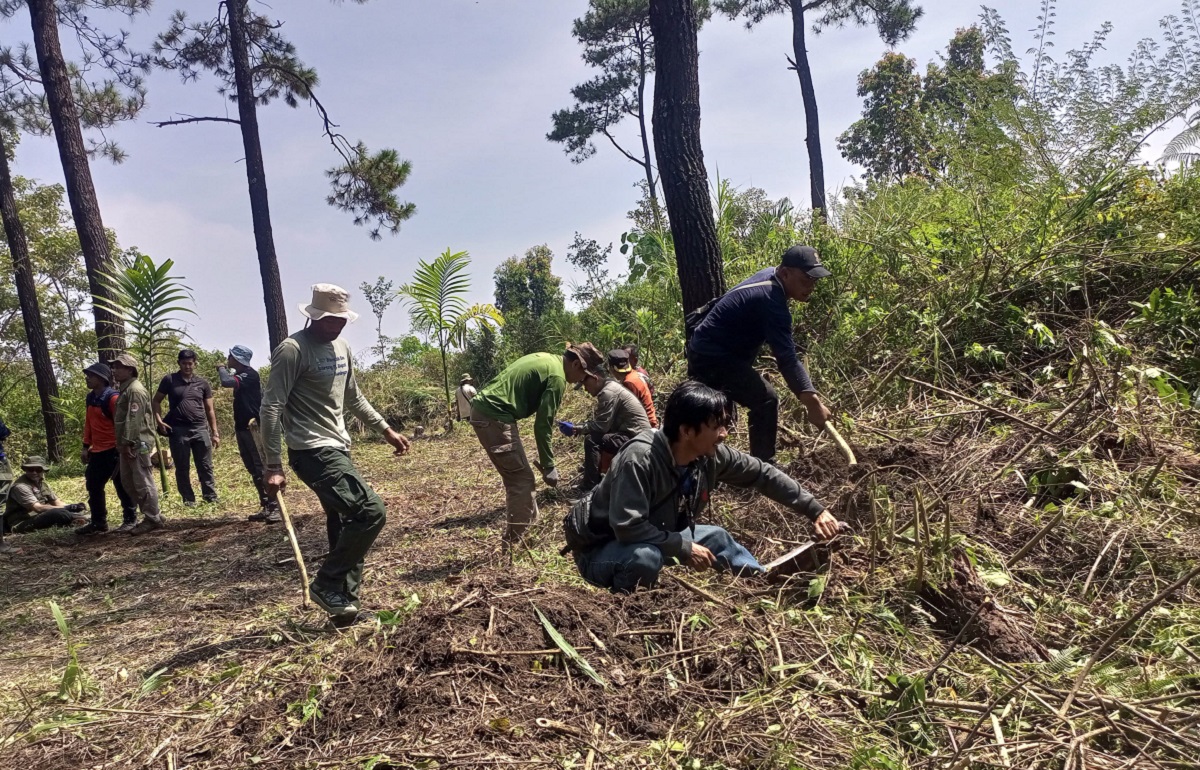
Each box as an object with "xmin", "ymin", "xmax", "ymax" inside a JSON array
[
  {"xmin": 686, "ymin": 244, "xmax": 833, "ymax": 466},
  {"xmin": 558, "ymin": 354, "xmax": 651, "ymax": 492},
  {"xmin": 260, "ymin": 284, "xmax": 411, "ymax": 623},
  {"xmin": 561, "ymin": 381, "xmax": 842, "ymax": 594}
]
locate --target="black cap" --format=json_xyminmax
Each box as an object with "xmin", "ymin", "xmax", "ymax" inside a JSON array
[
  {"xmin": 607, "ymin": 349, "xmax": 631, "ymax": 371},
  {"xmin": 780, "ymin": 245, "xmax": 832, "ymax": 279},
  {"xmin": 178, "ymin": 349, "xmax": 198, "ymax": 361},
  {"xmin": 83, "ymin": 362, "xmax": 112, "ymax": 383}
]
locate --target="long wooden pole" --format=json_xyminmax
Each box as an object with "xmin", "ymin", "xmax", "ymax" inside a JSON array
[{"xmin": 248, "ymin": 419, "xmax": 309, "ymax": 607}]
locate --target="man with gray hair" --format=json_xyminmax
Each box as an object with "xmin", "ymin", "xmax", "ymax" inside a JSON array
[
  {"xmin": 261, "ymin": 284, "xmax": 411, "ymax": 622},
  {"xmin": 218, "ymin": 345, "xmax": 278, "ymax": 523}
]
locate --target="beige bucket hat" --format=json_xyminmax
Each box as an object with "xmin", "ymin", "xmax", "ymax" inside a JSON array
[{"xmin": 299, "ymin": 283, "xmax": 360, "ymax": 323}]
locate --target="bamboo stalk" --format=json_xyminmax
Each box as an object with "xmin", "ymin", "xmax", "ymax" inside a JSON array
[{"xmin": 248, "ymin": 418, "xmax": 310, "ymax": 608}]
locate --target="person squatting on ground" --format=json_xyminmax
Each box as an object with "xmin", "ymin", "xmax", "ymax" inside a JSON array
[
  {"xmin": 261, "ymin": 284, "xmax": 411, "ymax": 622},
  {"xmin": 563, "ymin": 380, "xmax": 842, "ymax": 594},
  {"xmin": 154, "ymin": 349, "xmax": 221, "ymax": 505},
  {"xmin": 218, "ymin": 345, "xmax": 280, "ymax": 524},
  {"xmin": 608, "ymin": 348, "xmax": 657, "ymax": 428},
  {"xmin": 455, "ymin": 374, "xmax": 477, "ymax": 421},
  {"xmin": 2, "ymin": 456, "xmax": 88, "ymax": 534},
  {"xmin": 558, "ymin": 359, "xmax": 651, "ymax": 493},
  {"xmin": 686, "ymin": 244, "xmax": 834, "ymax": 465},
  {"xmin": 78, "ymin": 362, "xmax": 139, "ymax": 534},
  {"xmin": 469, "ymin": 343, "xmax": 601, "ymax": 548},
  {"xmin": 110, "ymin": 354, "xmax": 165, "ymax": 534}
]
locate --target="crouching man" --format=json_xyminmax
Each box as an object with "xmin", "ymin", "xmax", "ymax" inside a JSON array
[
  {"xmin": 558, "ymin": 360, "xmax": 650, "ymax": 492},
  {"xmin": 564, "ymin": 380, "xmax": 842, "ymax": 594}
]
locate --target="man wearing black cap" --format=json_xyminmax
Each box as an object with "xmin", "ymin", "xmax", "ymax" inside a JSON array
[
  {"xmin": 153, "ymin": 349, "xmax": 220, "ymax": 505},
  {"xmin": 77, "ymin": 362, "xmax": 138, "ymax": 534},
  {"xmin": 686, "ymin": 244, "xmax": 833, "ymax": 465}
]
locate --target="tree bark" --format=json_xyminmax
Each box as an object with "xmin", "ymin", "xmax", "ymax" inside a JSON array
[
  {"xmin": 26, "ymin": 0, "xmax": 126, "ymax": 357},
  {"xmin": 790, "ymin": 0, "xmax": 826, "ymax": 216},
  {"xmin": 227, "ymin": 0, "xmax": 288, "ymax": 351},
  {"xmin": 0, "ymin": 132, "xmax": 66, "ymax": 462},
  {"xmin": 635, "ymin": 25, "xmax": 664, "ymax": 231},
  {"xmin": 649, "ymin": 0, "xmax": 725, "ymax": 314}
]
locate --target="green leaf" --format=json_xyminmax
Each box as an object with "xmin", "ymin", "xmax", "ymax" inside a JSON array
[{"xmin": 533, "ymin": 605, "xmax": 608, "ymax": 689}]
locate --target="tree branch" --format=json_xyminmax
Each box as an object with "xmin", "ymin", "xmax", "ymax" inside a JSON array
[{"xmin": 151, "ymin": 114, "xmax": 240, "ymax": 127}]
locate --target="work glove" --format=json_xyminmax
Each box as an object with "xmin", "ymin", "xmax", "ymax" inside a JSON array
[
  {"xmin": 557, "ymin": 420, "xmax": 575, "ymax": 437},
  {"xmin": 542, "ymin": 467, "xmax": 560, "ymax": 487},
  {"xmin": 65, "ymin": 503, "xmax": 87, "ymax": 514}
]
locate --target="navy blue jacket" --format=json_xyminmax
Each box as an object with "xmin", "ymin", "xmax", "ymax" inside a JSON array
[{"xmin": 687, "ymin": 267, "xmax": 815, "ymax": 394}]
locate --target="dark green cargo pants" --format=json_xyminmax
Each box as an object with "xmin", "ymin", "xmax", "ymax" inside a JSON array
[{"xmin": 289, "ymin": 446, "xmax": 386, "ymax": 603}]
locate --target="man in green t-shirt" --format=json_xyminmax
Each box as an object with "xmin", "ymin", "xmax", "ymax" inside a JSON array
[
  {"xmin": 469, "ymin": 343, "xmax": 602, "ymax": 547},
  {"xmin": 262, "ymin": 284, "xmax": 411, "ymax": 622}
]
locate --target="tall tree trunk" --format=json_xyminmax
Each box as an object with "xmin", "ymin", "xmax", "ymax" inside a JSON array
[
  {"xmin": 227, "ymin": 0, "xmax": 288, "ymax": 351},
  {"xmin": 790, "ymin": 0, "xmax": 826, "ymax": 216},
  {"xmin": 648, "ymin": 0, "xmax": 725, "ymax": 314},
  {"xmin": 0, "ymin": 131, "xmax": 66, "ymax": 462},
  {"xmin": 635, "ymin": 28, "xmax": 664, "ymax": 231},
  {"xmin": 26, "ymin": 0, "xmax": 126, "ymax": 357}
]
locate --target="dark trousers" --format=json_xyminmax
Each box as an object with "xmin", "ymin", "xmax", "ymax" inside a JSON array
[
  {"xmin": 8, "ymin": 507, "xmax": 80, "ymax": 534},
  {"xmin": 289, "ymin": 446, "xmax": 387, "ymax": 602},
  {"xmin": 688, "ymin": 353, "xmax": 779, "ymax": 463},
  {"xmin": 85, "ymin": 448, "xmax": 136, "ymax": 529},
  {"xmin": 235, "ymin": 428, "xmax": 272, "ymax": 509},
  {"xmin": 169, "ymin": 425, "xmax": 217, "ymax": 502},
  {"xmin": 582, "ymin": 433, "xmax": 631, "ymax": 490}
]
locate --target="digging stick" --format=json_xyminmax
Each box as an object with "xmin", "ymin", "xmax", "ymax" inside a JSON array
[
  {"xmin": 247, "ymin": 418, "xmax": 310, "ymax": 607},
  {"xmin": 822, "ymin": 422, "xmax": 858, "ymax": 466}
]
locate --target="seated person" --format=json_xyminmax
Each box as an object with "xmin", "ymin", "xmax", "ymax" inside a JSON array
[
  {"xmin": 558, "ymin": 363, "xmax": 651, "ymax": 492},
  {"xmin": 564, "ymin": 380, "xmax": 840, "ymax": 594},
  {"xmin": 2, "ymin": 456, "xmax": 87, "ymax": 534}
]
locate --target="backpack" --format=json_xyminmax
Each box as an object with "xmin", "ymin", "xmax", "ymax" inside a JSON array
[
  {"xmin": 560, "ymin": 466, "xmax": 692, "ymax": 555},
  {"xmin": 683, "ymin": 279, "xmax": 775, "ymax": 342}
]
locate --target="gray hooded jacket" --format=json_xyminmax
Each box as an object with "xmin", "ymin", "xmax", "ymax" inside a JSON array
[{"xmin": 585, "ymin": 429, "xmax": 825, "ymax": 560}]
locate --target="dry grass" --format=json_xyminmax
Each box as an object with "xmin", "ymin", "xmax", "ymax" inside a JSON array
[{"xmin": 0, "ymin": 384, "xmax": 1198, "ymax": 769}]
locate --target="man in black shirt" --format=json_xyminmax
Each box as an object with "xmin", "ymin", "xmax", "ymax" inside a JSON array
[
  {"xmin": 153, "ymin": 349, "xmax": 220, "ymax": 504},
  {"xmin": 218, "ymin": 345, "xmax": 279, "ymax": 523}
]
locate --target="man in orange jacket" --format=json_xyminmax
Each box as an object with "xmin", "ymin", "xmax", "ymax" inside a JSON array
[
  {"xmin": 77, "ymin": 362, "xmax": 138, "ymax": 534},
  {"xmin": 608, "ymin": 349, "xmax": 657, "ymax": 428}
]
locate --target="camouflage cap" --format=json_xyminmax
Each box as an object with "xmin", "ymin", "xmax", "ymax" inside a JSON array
[{"xmin": 107, "ymin": 353, "xmax": 139, "ymax": 371}]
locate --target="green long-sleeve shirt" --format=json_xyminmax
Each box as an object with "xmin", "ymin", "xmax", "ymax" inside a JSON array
[
  {"xmin": 471, "ymin": 352, "xmax": 565, "ymax": 471},
  {"xmin": 113, "ymin": 378, "xmax": 155, "ymax": 449},
  {"xmin": 260, "ymin": 329, "xmax": 389, "ymax": 468}
]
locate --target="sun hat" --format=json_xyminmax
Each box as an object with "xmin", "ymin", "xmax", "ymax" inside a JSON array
[
  {"xmin": 83, "ymin": 362, "xmax": 112, "ymax": 383},
  {"xmin": 21, "ymin": 455, "xmax": 50, "ymax": 471},
  {"xmin": 299, "ymin": 283, "xmax": 360, "ymax": 323},
  {"xmin": 229, "ymin": 345, "xmax": 253, "ymax": 366},
  {"xmin": 460, "ymin": 373, "xmax": 473, "ymax": 383},
  {"xmin": 107, "ymin": 353, "xmax": 139, "ymax": 372}
]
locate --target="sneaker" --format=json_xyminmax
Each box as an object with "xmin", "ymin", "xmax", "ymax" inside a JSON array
[
  {"xmin": 76, "ymin": 523, "xmax": 108, "ymax": 536},
  {"xmin": 129, "ymin": 516, "xmax": 165, "ymax": 535},
  {"xmin": 183, "ymin": 501, "xmax": 198, "ymax": 508},
  {"xmin": 114, "ymin": 521, "xmax": 138, "ymax": 534},
  {"xmin": 247, "ymin": 508, "xmax": 282, "ymax": 524},
  {"xmin": 308, "ymin": 583, "xmax": 359, "ymax": 619}
]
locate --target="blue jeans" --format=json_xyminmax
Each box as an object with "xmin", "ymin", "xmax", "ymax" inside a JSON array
[{"xmin": 574, "ymin": 524, "xmax": 764, "ymax": 594}]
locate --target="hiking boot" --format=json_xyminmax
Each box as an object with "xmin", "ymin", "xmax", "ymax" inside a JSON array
[
  {"xmin": 308, "ymin": 583, "xmax": 359, "ymax": 619},
  {"xmin": 247, "ymin": 507, "xmax": 282, "ymax": 524},
  {"xmin": 114, "ymin": 521, "xmax": 138, "ymax": 534},
  {"xmin": 75, "ymin": 523, "xmax": 108, "ymax": 536},
  {"xmin": 129, "ymin": 516, "xmax": 165, "ymax": 535}
]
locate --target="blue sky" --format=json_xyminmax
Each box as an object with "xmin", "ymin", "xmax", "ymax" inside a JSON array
[{"xmin": 3, "ymin": 0, "xmax": 1185, "ymax": 362}]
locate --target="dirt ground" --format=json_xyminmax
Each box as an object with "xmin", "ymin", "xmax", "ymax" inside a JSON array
[{"xmin": 1, "ymin": 400, "xmax": 1197, "ymax": 769}]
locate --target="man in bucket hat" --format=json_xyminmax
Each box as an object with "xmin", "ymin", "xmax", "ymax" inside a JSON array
[
  {"xmin": 218, "ymin": 345, "xmax": 280, "ymax": 523},
  {"xmin": 454, "ymin": 373, "xmax": 477, "ymax": 422},
  {"xmin": 109, "ymin": 353, "xmax": 165, "ymax": 534},
  {"xmin": 469, "ymin": 343, "xmax": 601, "ymax": 549},
  {"xmin": 686, "ymin": 244, "xmax": 834, "ymax": 466},
  {"xmin": 261, "ymin": 284, "xmax": 411, "ymax": 623},
  {"xmin": 2, "ymin": 456, "xmax": 88, "ymax": 533},
  {"xmin": 77, "ymin": 362, "xmax": 139, "ymax": 534}
]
